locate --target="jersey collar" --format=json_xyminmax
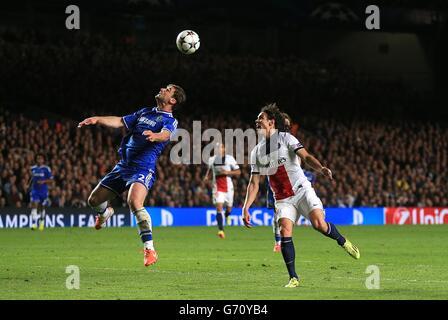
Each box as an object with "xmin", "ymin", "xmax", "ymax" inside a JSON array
[{"xmin": 154, "ymin": 106, "xmax": 173, "ymax": 117}]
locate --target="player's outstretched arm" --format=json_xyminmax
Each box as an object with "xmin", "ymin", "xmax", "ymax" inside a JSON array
[
  {"xmin": 203, "ymin": 167, "xmax": 210, "ymax": 182},
  {"xmin": 242, "ymin": 173, "xmax": 260, "ymax": 228},
  {"xmin": 78, "ymin": 116, "xmax": 124, "ymax": 129},
  {"xmin": 296, "ymin": 148, "xmax": 333, "ymax": 180},
  {"xmin": 142, "ymin": 129, "xmax": 171, "ymax": 142}
]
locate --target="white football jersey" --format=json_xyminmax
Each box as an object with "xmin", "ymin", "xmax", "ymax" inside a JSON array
[
  {"xmin": 250, "ymin": 132, "xmax": 308, "ymax": 201},
  {"xmin": 208, "ymin": 155, "xmax": 240, "ymax": 193}
]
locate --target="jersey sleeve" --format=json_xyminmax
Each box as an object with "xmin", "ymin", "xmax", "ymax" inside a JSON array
[
  {"xmin": 284, "ymin": 133, "xmax": 304, "ymax": 152},
  {"xmin": 161, "ymin": 117, "xmax": 178, "ymax": 136},
  {"xmin": 122, "ymin": 108, "xmax": 146, "ymax": 130},
  {"xmin": 228, "ymin": 156, "xmax": 240, "ymax": 170},
  {"xmin": 249, "ymin": 147, "xmax": 260, "ymax": 174},
  {"xmin": 45, "ymin": 167, "xmax": 54, "ymax": 180}
]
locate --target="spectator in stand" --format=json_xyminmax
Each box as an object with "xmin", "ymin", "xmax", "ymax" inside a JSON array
[{"xmin": 0, "ymin": 29, "xmax": 447, "ymax": 209}]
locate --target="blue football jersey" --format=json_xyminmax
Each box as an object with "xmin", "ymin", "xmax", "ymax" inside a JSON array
[
  {"xmin": 119, "ymin": 107, "xmax": 178, "ymax": 169},
  {"xmin": 31, "ymin": 165, "xmax": 53, "ymax": 193}
]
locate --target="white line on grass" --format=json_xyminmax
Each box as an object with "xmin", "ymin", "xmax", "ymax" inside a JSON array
[{"xmin": 334, "ymin": 276, "xmax": 448, "ymax": 284}]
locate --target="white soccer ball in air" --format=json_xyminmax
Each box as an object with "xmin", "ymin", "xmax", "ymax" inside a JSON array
[{"xmin": 176, "ymin": 30, "xmax": 200, "ymax": 55}]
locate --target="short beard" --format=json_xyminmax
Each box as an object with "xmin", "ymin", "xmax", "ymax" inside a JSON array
[{"xmin": 155, "ymin": 95, "xmax": 165, "ymax": 105}]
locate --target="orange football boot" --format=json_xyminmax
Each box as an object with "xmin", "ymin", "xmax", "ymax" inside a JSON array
[
  {"xmin": 144, "ymin": 249, "xmax": 158, "ymax": 266},
  {"xmin": 94, "ymin": 207, "xmax": 114, "ymax": 230}
]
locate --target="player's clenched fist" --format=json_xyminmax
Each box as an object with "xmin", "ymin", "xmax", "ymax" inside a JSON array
[
  {"xmin": 321, "ymin": 167, "xmax": 333, "ymax": 180},
  {"xmin": 142, "ymin": 130, "xmax": 156, "ymax": 142},
  {"xmin": 78, "ymin": 117, "xmax": 99, "ymax": 128}
]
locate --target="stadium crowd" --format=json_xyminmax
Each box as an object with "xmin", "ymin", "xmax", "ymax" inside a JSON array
[
  {"xmin": 1, "ymin": 107, "xmax": 447, "ymax": 209},
  {"xmin": 0, "ymin": 28, "xmax": 425, "ymax": 121},
  {"xmin": 0, "ymin": 29, "xmax": 447, "ymax": 209}
]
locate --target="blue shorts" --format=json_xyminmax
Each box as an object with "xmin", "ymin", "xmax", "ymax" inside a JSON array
[
  {"xmin": 100, "ymin": 163, "xmax": 156, "ymax": 196},
  {"xmin": 30, "ymin": 191, "xmax": 50, "ymax": 206}
]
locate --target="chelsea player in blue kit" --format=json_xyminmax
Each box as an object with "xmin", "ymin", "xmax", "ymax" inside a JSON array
[
  {"xmin": 29, "ymin": 153, "xmax": 53, "ymax": 231},
  {"xmin": 78, "ymin": 84, "xmax": 186, "ymax": 267}
]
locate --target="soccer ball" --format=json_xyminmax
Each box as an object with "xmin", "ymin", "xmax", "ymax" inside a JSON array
[{"xmin": 176, "ymin": 30, "xmax": 200, "ymax": 55}]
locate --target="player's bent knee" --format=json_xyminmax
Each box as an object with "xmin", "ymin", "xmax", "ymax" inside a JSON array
[
  {"xmin": 128, "ymin": 199, "xmax": 144, "ymax": 211},
  {"xmin": 311, "ymin": 219, "xmax": 327, "ymax": 233},
  {"xmin": 280, "ymin": 229, "xmax": 292, "ymax": 237},
  {"xmin": 279, "ymin": 219, "xmax": 293, "ymax": 237}
]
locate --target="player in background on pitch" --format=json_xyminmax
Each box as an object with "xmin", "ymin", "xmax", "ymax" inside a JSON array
[
  {"xmin": 266, "ymin": 178, "xmax": 280, "ymax": 251},
  {"xmin": 242, "ymin": 103, "xmax": 360, "ymax": 288},
  {"xmin": 269, "ymin": 112, "xmax": 292, "ymax": 252},
  {"xmin": 29, "ymin": 153, "xmax": 53, "ymax": 231},
  {"xmin": 204, "ymin": 143, "xmax": 241, "ymax": 239},
  {"xmin": 78, "ymin": 84, "xmax": 186, "ymax": 267},
  {"xmin": 271, "ymin": 112, "xmax": 315, "ymax": 252}
]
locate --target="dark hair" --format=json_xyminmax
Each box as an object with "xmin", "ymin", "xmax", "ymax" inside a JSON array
[
  {"xmin": 36, "ymin": 153, "xmax": 46, "ymax": 161},
  {"xmin": 281, "ymin": 112, "xmax": 292, "ymax": 132},
  {"xmin": 260, "ymin": 103, "xmax": 286, "ymax": 131},
  {"xmin": 169, "ymin": 84, "xmax": 186, "ymax": 109}
]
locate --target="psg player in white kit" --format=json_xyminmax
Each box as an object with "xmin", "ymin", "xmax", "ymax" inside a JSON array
[
  {"xmin": 242, "ymin": 104, "xmax": 360, "ymax": 288},
  {"xmin": 204, "ymin": 143, "xmax": 241, "ymax": 238}
]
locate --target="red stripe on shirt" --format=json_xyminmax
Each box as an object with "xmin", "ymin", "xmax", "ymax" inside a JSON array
[
  {"xmin": 216, "ymin": 176, "xmax": 228, "ymax": 192},
  {"xmin": 269, "ymin": 165, "xmax": 294, "ymax": 200}
]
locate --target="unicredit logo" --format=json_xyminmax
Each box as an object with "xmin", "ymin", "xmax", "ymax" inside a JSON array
[
  {"xmin": 392, "ymin": 208, "xmax": 410, "ymax": 225},
  {"xmin": 387, "ymin": 207, "xmax": 448, "ymax": 225}
]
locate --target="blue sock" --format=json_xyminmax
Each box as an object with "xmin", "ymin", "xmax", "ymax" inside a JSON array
[
  {"xmin": 324, "ymin": 222, "xmax": 346, "ymax": 246},
  {"xmin": 281, "ymin": 237, "xmax": 298, "ymax": 279},
  {"xmin": 216, "ymin": 212, "xmax": 224, "ymax": 231},
  {"xmin": 139, "ymin": 230, "xmax": 152, "ymax": 243}
]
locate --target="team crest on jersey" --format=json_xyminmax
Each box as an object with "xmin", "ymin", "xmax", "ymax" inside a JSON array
[
  {"xmin": 259, "ymin": 157, "xmax": 286, "ymax": 167},
  {"xmin": 257, "ymin": 153, "xmax": 285, "ymax": 168}
]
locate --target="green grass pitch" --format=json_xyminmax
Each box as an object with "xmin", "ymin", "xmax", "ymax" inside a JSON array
[{"xmin": 1, "ymin": 225, "xmax": 448, "ymax": 300}]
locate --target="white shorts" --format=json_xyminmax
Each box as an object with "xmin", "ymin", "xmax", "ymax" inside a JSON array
[
  {"xmin": 274, "ymin": 183, "xmax": 324, "ymax": 224},
  {"xmin": 213, "ymin": 190, "xmax": 234, "ymax": 208}
]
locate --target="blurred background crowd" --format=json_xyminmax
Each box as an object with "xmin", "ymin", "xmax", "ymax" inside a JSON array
[
  {"xmin": 1, "ymin": 0, "xmax": 447, "ymax": 209},
  {"xmin": 1, "ymin": 108, "xmax": 447, "ymax": 209}
]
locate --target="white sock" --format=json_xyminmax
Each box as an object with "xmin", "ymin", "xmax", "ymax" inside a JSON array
[
  {"xmin": 134, "ymin": 207, "xmax": 154, "ymax": 251},
  {"xmin": 144, "ymin": 241, "xmax": 154, "ymax": 250},
  {"xmin": 92, "ymin": 202, "xmax": 108, "ymax": 215},
  {"xmin": 31, "ymin": 208, "xmax": 38, "ymax": 224}
]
